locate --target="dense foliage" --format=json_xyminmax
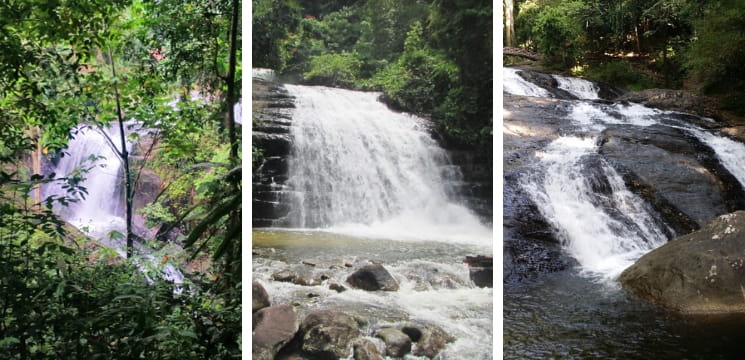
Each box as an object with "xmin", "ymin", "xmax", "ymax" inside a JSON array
[
  {"xmin": 508, "ymin": 0, "xmax": 745, "ymax": 111},
  {"xmin": 253, "ymin": 0, "xmax": 493, "ymax": 157},
  {"xmin": 0, "ymin": 0, "xmax": 240, "ymax": 358}
]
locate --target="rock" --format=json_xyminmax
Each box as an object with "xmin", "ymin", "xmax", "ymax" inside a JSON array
[
  {"xmin": 374, "ymin": 328, "xmax": 411, "ymax": 358},
  {"xmin": 346, "ymin": 264, "xmax": 399, "ymax": 291},
  {"xmin": 503, "ymin": 94, "xmax": 578, "ymax": 283},
  {"xmin": 600, "ymin": 124, "xmax": 744, "ymax": 230},
  {"xmin": 252, "ymin": 305, "xmax": 299, "ymax": 360},
  {"xmin": 399, "ymin": 322, "xmax": 454, "ymax": 358},
  {"xmin": 299, "ymin": 310, "xmax": 361, "ymax": 359},
  {"xmin": 293, "ymin": 274, "xmax": 321, "ymax": 286},
  {"xmin": 329, "ymin": 281, "xmax": 346, "ymax": 293},
  {"xmin": 352, "ymin": 338, "xmax": 384, "ymax": 360},
  {"xmin": 252, "ymin": 281, "xmax": 270, "ymax": 312},
  {"xmin": 464, "ymin": 255, "xmax": 493, "ymax": 288},
  {"xmin": 272, "ymin": 269, "xmax": 297, "ymax": 282},
  {"xmin": 620, "ymin": 211, "xmax": 745, "ymax": 313}
]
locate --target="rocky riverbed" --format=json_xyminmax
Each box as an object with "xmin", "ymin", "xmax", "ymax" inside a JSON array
[{"xmin": 252, "ymin": 230, "xmax": 493, "ymax": 360}]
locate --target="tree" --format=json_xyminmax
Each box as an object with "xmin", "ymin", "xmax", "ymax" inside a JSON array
[{"xmin": 505, "ymin": 0, "xmax": 516, "ymax": 47}]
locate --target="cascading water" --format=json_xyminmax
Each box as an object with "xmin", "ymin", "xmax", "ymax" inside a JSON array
[
  {"xmin": 520, "ymin": 136, "xmax": 667, "ymax": 280},
  {"xmin": 503, "ymin": 67, "xmax": 552, "ymax": 98},
  {"xmin": 554, "ymin": 74, "xmax": 600, "ymax": 100},
  {"xmin": 284, "ymin": 84, "xmax": 491, "ymax": 245},
  {"xmin": 504, "ymin": 67, "xmax": 745, "ymax": 358},
  {"xmin": 45, "ymin": 125, "xmax": 127, "ymax": 246},
  {"xmin": 690, "ymin": 128, "xmax": 745, "ymax": 187},
  {"xmin": 45, "ymin": 123, "xmax": 184, "ymax": 283}
]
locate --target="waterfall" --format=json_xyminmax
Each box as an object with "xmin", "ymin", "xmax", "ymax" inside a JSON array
[
  {"xmin": 284, "ymin": 85, "xmax": 491, "ymax": 246},
  {"xmin": 690, "ymin": 129, "xmax": 745, "ymax": 187},
  {"xmin": 45, "ymin": 123, "xmax": 184, "ymax": 284},
  {"xmin": 503, "ymin": 67, "xmax": 552, "ymax": 97},
  {"xmin": 521, "ymin": 137, "xmax": 667, "ymax": 280},
  {"xmin": 554, "ymin": 74, "xmax": 600, "ymax": 100},
  {"xmin": 45, "ymin": 125, "xmax": 127, "ymax": 246}
]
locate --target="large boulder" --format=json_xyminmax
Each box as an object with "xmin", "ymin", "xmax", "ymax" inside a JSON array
[
  {"xmin": 252, "ymin": 305, "xmax": 299, "ymax": 360},
  {"xmin": 299, "ymin": 310, "xmax": 361, "ymax": 359},
  {"xmin": 620, "ymin": 211, "xmax": 745, "ymax": 313},
  {"xmin": 252, "ymin": 281, "xmax": 270, "ymax": 312},
  {"xmin": 346, "ymin": 264, "xmax": 399, "ymax": 291}
]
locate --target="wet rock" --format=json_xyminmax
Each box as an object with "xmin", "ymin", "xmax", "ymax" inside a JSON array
[
  {"xmin": 252, "ymin": 305, "xmax": 299, "ymax": 360},
  {"xmin": 307, "ymin": 292, "xmax": 320, "ymax": 298},
  {"xmin": 252, "ymin": 281, "xmax": 270, "ymax": 312},
  {"xmin": 293, "ymin": 274, "xmax": 321, "ymax": 286},
  {"xmin": 515, "ymin": 69, "xmax": 574, "ymax": 99},
  {"xmin": 375, "ymin": 328, "xmax": 411, "ymax": 358},
  {"xmin": 299, "ymin": 310, "xmax": 361, "ymax": 360},
  {"xmin": 621, "ymin": 211, "xmax": 745, "ymax": 313},
  {"xmin": 464, "ymin": 255, "xmax": 493, "ymax": 288},
  {"xmin": 347, "ymin": 264, "xmax": 399, "ymax": 291},
  {"xmin": 600, "ymin": 124, "xmax": 744, "ymax": 230},
  {"xmin": 503, "ymin": 95, "xmax": 577, "ymax": 284},
  {"xmin": 398, "ymin": 321, "xmax": 454, "ymax": 358},
  {"xmin": 353, "ymin": 338, "xmax": 384, "ymax": 360},
  {"xmin": 329, "ymin": 281, "xmax": 346, "ymax": 293},
  {"xmin": 407, "ymin": 267, "xmax": 465, "ymax": 290},
  {"xmin": 272, "ymin": 269, "xmax": 297, "ymax": 283}
]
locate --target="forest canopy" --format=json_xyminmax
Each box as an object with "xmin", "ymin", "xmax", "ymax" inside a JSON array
[
  {"xmin": 505, "ymin": 0, "xmax": 745, "ymax": 113},
  {"xmin": 253, "ymin": 0, "xmax": 493, "ymax": 157}
]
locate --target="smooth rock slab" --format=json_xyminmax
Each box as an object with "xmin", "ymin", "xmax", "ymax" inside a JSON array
[
  {"xmin": 252, "ymin": 305, "xmax": 299, "ymax": 360},
  {"xmin": 620, "ymin": 211, "xmax": 745, "ymax": 313},
  {"xmin": 346, "ymin": 264, "xmax": 399, "ymax": 291}
]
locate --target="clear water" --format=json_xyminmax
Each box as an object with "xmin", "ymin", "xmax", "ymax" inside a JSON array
[{"xmin": 504, "ymin": 270, "xmax": 745, "ymax": 359}]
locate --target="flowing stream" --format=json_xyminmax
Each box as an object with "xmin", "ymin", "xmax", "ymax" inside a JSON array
[
  {"xmin": 504, "ymin": 67, "xmax": 745, "ymax": 358},
  {"xmin": 253, "ymin": 82, "xmax": 493, "ymax": 359}
]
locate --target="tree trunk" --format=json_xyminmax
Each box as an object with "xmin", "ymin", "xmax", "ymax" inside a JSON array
[
  {"xmin": 504, "ymin": 0, "xmax": 515, "ymax": 47},
  {"xmin": 225, "ymin": 0, "xmax": 239, "ymax": 165},
  {"xmin": 109, "ymin": 54, "xmax": 134, "ymax": 258}
]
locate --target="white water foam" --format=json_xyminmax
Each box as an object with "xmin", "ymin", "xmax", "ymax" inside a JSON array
[
  {"xmin": 45, "ymin": 125, "xmax": 127, "ymax": 246},
  {"xmin": 521, "ymin": 137, "xmax": 668, "ymax": 280},
  {"xmin": 503, "ymin": 67, "xmax": 552, "ymax": 97},
  {"xmin": 554, "ymin": 74, "xmax": 600, "ymax": 100},
  {"xmin": 285, "ymin": 85, "xmax": 491, "ymax": 247},
  {"xmin": 690, "ymin": 129, "xmax": 745, "ymax": 188}
]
